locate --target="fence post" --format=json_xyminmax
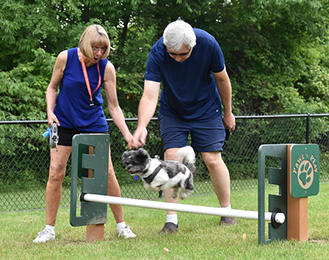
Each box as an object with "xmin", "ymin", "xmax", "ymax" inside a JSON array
[{"xmin": 306, "ymin": 113, "xmax": 310, "ymax": 144}]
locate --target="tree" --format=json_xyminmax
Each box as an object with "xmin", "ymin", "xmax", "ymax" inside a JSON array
[
  {"xmin": 1, "ymin": 0, "xmax": 329, "ymax": 121},
  {"xmin": 217, "ymin": 0, "xmax": 329, "ymax": 114}
]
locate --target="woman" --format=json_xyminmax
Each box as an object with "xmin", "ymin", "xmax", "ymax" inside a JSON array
[{"xmin": 33, "ymin": 24, "xmax": 136, "ymax": 243}]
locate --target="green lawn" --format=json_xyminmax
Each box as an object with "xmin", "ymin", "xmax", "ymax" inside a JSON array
[{"xmin": 0, "ymin": 182, "xmax": 328, "ymax": 260}]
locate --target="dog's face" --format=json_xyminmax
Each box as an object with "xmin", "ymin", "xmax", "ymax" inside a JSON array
[{"xmin": 122, "ymin": 148, "xmax": 150, "ymax": 175}]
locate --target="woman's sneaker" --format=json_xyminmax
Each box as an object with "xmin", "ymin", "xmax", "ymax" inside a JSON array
[
  {"xmin": 33, "ymin": 228, "xmax": 55, "ymax": 243},
  {"xmin": 117, "ymin": 225, "xmax": 136, "ymax": 239}
]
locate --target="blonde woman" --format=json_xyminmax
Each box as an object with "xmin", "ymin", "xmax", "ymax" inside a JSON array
[{"xmin": 33, "ymin": 24, "xmax": 136, "ymax": 243}]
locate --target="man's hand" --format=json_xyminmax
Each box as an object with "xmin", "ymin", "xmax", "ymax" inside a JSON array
[
  {"xmin": 223, "ymin": 112, "xmax": 235, "ymax": 131},
  {"xmin": 131, "ymin": 126, "xmax": 148, "ymax": 149}
]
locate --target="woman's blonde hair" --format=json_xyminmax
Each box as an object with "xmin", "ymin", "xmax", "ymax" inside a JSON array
[{"xmin": 79, "ymin": 24, "xmax": 110, "ymax": 59}]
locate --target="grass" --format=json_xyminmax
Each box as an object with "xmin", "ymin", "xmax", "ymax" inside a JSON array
[{"xmin": 0, "ymin": 183, "xmax": 328, "ymax": 260}]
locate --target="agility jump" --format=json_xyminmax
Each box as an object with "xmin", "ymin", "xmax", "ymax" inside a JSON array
[
  {"xmin": 69, "ymin": 134, "xmax": 319, "ymax": 244},
  {"xmin": 80, "ymin": 193, "xmax": 285, "ymax": 223}
]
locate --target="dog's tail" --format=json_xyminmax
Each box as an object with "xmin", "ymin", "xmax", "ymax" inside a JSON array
[{"xmin": 176, "ymin": 146, "xmax": 196, "ymax": 173}]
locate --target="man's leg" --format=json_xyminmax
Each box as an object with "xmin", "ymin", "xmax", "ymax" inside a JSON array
[
  {"xmin": 202, "ymin": 151, "xmax": 236, "ymax": 225},
  {"xmin": 159, "ymin": 148, "xmax": 180, "ymax": 234}
]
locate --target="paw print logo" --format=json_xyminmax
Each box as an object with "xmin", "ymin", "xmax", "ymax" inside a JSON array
[{"xmin": 297, "ymin": 160, "xmax": 314, "ymax": 189}]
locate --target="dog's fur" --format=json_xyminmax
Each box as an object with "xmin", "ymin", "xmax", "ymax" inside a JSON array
[{"xmin": 122, "ymin": 146, "xmax": 195, "ymax": 199}]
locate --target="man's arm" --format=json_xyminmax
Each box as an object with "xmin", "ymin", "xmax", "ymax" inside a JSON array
[
  {"xmin": 132, "ymin": 80, "xmax": 161, "ymax": 147},
  {"xmin": 213, "ymin": 67, "xmax": 235, "ymax": 131}
]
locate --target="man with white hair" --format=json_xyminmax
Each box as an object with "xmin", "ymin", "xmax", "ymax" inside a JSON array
[{"xmin": 132, "ymin": 19, "xmax": 236, "ymax": 233}]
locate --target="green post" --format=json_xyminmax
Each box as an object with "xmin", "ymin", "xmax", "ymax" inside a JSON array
[
  {"xmin": 258, "ymin": 144, "xmax": 288, "ymax": 244},
  {"xmin": 70, "ymin": 134, "xmax": 109, "ymax": 227}
]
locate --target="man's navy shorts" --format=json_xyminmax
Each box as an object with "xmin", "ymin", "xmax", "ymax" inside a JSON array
[
  {"xmin": 57, "ymin": 126, "xmax": 108, "ymax": 146},
  {"xmin": 158, "ymin": 113, "xmax": 226, "ymax": 152}
]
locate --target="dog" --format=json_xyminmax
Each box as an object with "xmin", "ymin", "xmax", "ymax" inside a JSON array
[{"xmin": 122, "ymin": 146, "xmax": 195, "ymax": 199}]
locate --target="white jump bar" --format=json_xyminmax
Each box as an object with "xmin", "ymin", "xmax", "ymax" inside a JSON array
[{"xmin": 82, "ymin": 193, "xmax": 285, "ymax": 224}]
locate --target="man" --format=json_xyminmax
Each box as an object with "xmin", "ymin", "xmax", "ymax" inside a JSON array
[{"xmin": 132, "ymin": 19, "xmax": 236, "ymax": 233}]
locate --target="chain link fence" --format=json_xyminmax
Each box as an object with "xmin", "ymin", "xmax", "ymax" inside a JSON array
[{"xmin": 1, "ymin": 114, "xmax": 329, "ymax": 212}]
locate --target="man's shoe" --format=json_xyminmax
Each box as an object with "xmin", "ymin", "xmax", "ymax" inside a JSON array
[
  {"xmin": 117, "ymin": 225, "xmax": 136, "ymax": 239},
  {"xmin": 158, "ymin": 222, "xmax": 178, "ymax": 234},
  {"xmin": 220, "ymin": 217, "xmax": 237, "ymax": 226},
  {"xmin": 33, "ymin": 228, "xmax": 55, "ymax": 243}
]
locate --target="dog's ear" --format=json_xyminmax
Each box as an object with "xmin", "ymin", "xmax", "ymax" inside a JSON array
[
  {"xmin": 137, "ymin": 148, "xmax": 149, "ymax": 157},
  {"xmin": 136, "ymin": 148, "xmax": 150, "ymax": 161}
]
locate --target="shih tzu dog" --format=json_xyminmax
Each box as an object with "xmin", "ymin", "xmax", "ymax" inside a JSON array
[{"xmin": 122, "ymin": 146, "xmax": 195, "ymax": 199}]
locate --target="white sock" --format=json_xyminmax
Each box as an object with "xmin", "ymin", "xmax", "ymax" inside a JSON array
[
  {"xmin": 116, "ymin": 221, "xmax": 126, "ymax": 230},
  {"xmin": 221, "ymin": 205, "xmax": 232, "ymax": 209},
  {"xmin": 45, "ymin": 225, "xmax": 55, "ymax": 232},
  {"xmin": 166, "ymin": 214, "xmax": 178, "ymax": 225}
]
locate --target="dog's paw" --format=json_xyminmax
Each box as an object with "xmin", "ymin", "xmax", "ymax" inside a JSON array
[
  {"xmin": 145, "ymin": 184, "xmax": 160, "ymax": 192},
  {"xmin": 171, "ymin": 189, "xmax": 179, "ymax": 199},
  {"xmin": 148, "ymin": 187, "xmax": 160, "ymax": 192},
  {"xmin": 180, "ymin": 194, "xmax": 187, "ymax": 200},
  {"xmin": 180, "ymin": 190, "xmax": 193, "ymax": 200}
]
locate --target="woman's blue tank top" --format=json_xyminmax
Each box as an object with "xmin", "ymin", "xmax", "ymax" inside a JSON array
[{"xmin": 54, "ymin": 47, "xmax": 109, "ymax": 132}]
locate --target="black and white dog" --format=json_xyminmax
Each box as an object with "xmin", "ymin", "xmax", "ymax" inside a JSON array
[{"xmin": 122, "ymin": 146, "xmax": 195, "ymax": 199}]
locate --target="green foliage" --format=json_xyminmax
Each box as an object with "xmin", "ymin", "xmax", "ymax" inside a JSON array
[
  {"xmin": 218, "ymin": 0, "xmax": 329, "ymax": 114},
  {"xmin": 2, "ymin": 0, "xmax": 329, "ymax": 117},
  {"xmin": 0, "ymin": 0, "xmax": 83, "ymax": 70},
  {"xmin": 113, "ymin": 25, "xmax": 158, "ymax": 116},
  {"xmin": 0, "ymin": 48, "xmax": 54, "ymax": 120}
]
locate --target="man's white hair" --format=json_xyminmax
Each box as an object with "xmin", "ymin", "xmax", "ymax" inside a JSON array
[{"xmin": 163, "ymin": 20, "xmax": 196, "ymax": 51}]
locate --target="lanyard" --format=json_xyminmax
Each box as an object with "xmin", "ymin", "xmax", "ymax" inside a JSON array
[{"xmin": 80, "ymin": 53, "xmax": 101, "ymax": 106}]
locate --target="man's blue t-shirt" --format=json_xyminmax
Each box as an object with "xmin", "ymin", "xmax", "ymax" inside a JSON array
[
  {"xmin": 145, "ymin": 28, "xmax": 225, "ymax": 121},
  {"xmin": 54, "ymin": 47, "xmax": 109, "ymax": 132}
]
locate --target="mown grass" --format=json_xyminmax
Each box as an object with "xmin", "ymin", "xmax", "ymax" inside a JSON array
[{"xmin": 0, "ymin": 182, "xmax": 328, "ymax": 260}]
